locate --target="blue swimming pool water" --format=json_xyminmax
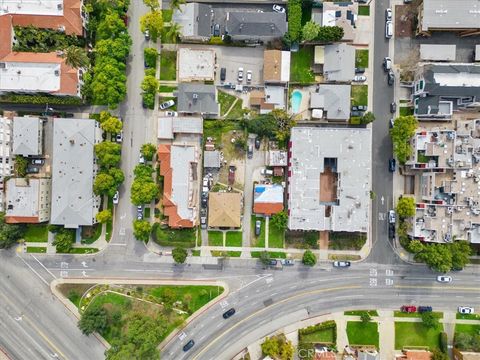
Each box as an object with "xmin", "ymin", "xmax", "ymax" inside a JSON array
[{"xmin": 291, "ymin": 90, "xmax": 302, "ymax": 114}]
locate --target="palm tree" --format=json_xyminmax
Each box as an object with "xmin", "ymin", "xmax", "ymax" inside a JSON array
[
  {"xmin": 62, "ymin": 46, "xmax": 89, "ymax": 69},
  {"xmin": 170, "ymin": 0, "xmax": 185, "ymax": 11},
  {"xmin": 166, "ymin": 23, "xmax": 182, "ymax": 43}
]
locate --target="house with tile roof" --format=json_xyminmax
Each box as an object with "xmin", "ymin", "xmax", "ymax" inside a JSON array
[
  {"xmin": 253, "ymin": 184, "xmax": 284, "ymax": 216},
  {"xmin": 208, "ymin": 192, "xmax": 242, "ymax": 228}
]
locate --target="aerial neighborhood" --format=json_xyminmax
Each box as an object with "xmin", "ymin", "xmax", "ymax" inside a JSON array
[{"xmin": 0, "ymin": 0, "xmax": 480, "ymax": 360}]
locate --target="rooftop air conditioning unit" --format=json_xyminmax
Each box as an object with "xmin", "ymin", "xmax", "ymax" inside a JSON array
[
  {"xmin": 57, "ymin": 4, "xmax": 63, "ymax": 10},
  {"xmin": 54, "ymin": 70, "xmax": 60, "ymax": 76},
  {"xmin": 0, "ymin": 63, "xmax": 5, "ymax": 69}
]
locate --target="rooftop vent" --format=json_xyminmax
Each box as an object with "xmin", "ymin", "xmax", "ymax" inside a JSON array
[
  {"xmin": 54, "ymin": 70, "xmax": 60, "ymax": 76},
  {"xmin": 57, "ymin": 4, "xmax": 63, "ymax": 10},
  {"xmin": 0, "ymin": 63, "xmax": 5, "ymax": 69}
]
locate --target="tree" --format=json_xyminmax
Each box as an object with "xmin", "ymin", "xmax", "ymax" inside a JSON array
[
  {"xmin": 14, "ymin": 155, "xmax": 28, "ymax": 177},
  {"xmin": 95, "ymin": 36, "xmax": 132, "ymax": 62},
  {"xmin": 450, "ymin": 240, "xmax": 472, "ymax": 270},
  {"xmin": 271, "ymin": 109, "xmax": 296, "ymax": 143},
  {"xmin": 0, "ymin": 213, "xmax": 25, "ymax": 249},
  {"xmin": 108, "ymin": 168, "xmax": 125, "ymax": 186},
  {"xmin": 133, "ymin": 220, "xmax": 152, "ymax": 242},
  {"xmin": 172, "ymin": 247, "xmax": 187, "ymax": 264},
  {"xmin": 94, "ymin": 141, "xmax": 122, "ymax": 169},
  {"xmin": 287, "ymin": 0, "xmax": 302, "ymax": 42},
  {"xmin": 415, "ymin": 243, "xmax": 452, "ymax": 273},
  {"xmin": 316, "ymin": 26, "xmax": 344, "ymax": 42},
  {"xmin": 96, "ymin": 11, "xmax": 127, "ymax": 40},
  {"xmin": 130, "ymin": 178, "xmax": 159, "ymax": 205},
  {"xmin": 396, "ymin": 196, "xmax": 416, "ymax": 219},
  {"xmin": 407, "ymin": 239, "xmax": 424, "ymax": 254},
  {"xmin": 170, "ymin": 0, "xmax": 186, "ymax": 10},
  {"xmin": 140, "ymin": 11, "xmax": 164, "ymax": 42},
  {"xmin": 234, "ymin": 135, "xmax": 247, "ymax": 152},
  {"xmin": 271, "ymin": 211, "xmax": 288, "ymax": 230},
  {"xmin": 143, "ymin": 0, "xmax": 159, "ymax": 10},
  {"xmin": 242, "ymin": 114, "xmax": 277, "ymax": 139},
  {"xmin": 100, "ymin": 115, "xmax": 123, "ymax": 134},
  {"xmin": 455, "ymin": 332, "xmax": 473, "ymax": 350},
  {"xmin": 390, "ymin": 115, "xmax": 418, "ymax": 164},
  {"xmin": 166, "ymin": 22, "xmax": 182, "ymax": 43},
  {"xmin": 360, "ymin": 311, "xmax": 372, "ymax": 323},
  {"xmin": 141, "ymin": 75, "xmax": 158, "ymax": 94},
  {"xmin": 261, "ymin": 334, "xmax": 294, "ymax": 360},
  {"xmin": 259, "ymin": 251, "xmax": 271, "ymax": 266},
  {"xmin": 302, "ymin": 21, "xmax": 320, "ymax": 41},
  {"xmin": 90, "ymin": 57, "xmax": 127, "ymax": 108},
  {"xmin": 142, "ymin": 91, "xmax": 155, "ymax": 109},
  {"xmin": 431, "ymin": 349, "xmax": 449, "ymax": 360},
  {"xmin": 143, "ymin": 47, "xmax": 158, "ymax": 68},
  {"xmin": 302, "ymin": 250, "xmax": 317, "ymax": 266},
  {"xmin": 62, "ymin": 46, "xmax": 89, "ymax": 68},
  {"xmin": 52, "ymin": 229, "xmax": 74, "ymax": 253},
  {"xmin": 78, "ymin": 305, "xmax": 108, "ymax": 335},
  {"xmin": 96, "ymin": 209, "xmax": 112, "ymax": 224},
  {"xmin": 133, "ymin": 164, "xmax": 154, "ymax": 180},
  {"xmin": 93, "ymin": 173, "xmax": 114, "ymax": 196},
  {"xmin": 141, "ymin": 143, "xmax": 157, "ymax": 161},
  {"xmin": 421, "ymin": 311, "xmax": 440, "ymax": 329},
  {"xmin": 360, "ymin": 112, "xmax": 375, "ymax": 124}
]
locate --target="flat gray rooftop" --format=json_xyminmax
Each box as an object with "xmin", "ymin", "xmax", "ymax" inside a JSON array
[
  {"xmin": 12, "ymin": 116, "xmax": 42, "ymax": 156},
  {"xmin": 421, "ymin": 0, "xmax": 480, "ymax": 31}
]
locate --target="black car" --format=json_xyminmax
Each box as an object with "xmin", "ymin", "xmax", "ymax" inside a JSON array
[
  {"xmin": 418, "ymin": 306, "xmax": 432, "ymax": 313},
  {"xmin": 220, "ymin": 67, "xmax": 226, "ymax": 82},
  {"xmin": 213, "ymin": 23, "xmax": 220, "ymax": 37},
  {"xmin": 387, "ymin": 70, "xmax": 395, "ymax": 86},
  {"xmin": 355, "ymin": 67, "xmax": 365, "ymax": 74},
  {"xmin": 268, "ymin": 259, "xmax": 277, "ymax": 266},
  {"xmin": 388, "ymin": 223, "xmax": 395, "ymax": 239},
  {"xmin": 357, "ymin": 105, "xmax": 367, "ymax": 111},
  {"xmin": 255, "ymin": 137, "xmax": 261, "ymax": 149},
  {"xmin": 351, "ymin": 110, "xmax": 363, "ymax": 117},
  {"xmin": 390, "ymin": 102, "xmax": 397, "ymax": 113},
  {"xmin": 351, "ymin": 106, "xmax": 358, "ymax": 111},
  {"xmin": 223, "ymin": 308, "xmax": 236, "ymax": 319},
  {"xmin": 183, "ymin": 340, "xmax": 195, "ymax": 352},
  {"xmin": 389, "ymin": 158, "xmax": 396, "ymax": 173},
  {"xmin": 201, "ymin": 197, "xmax": 208, "ymax": 208}
]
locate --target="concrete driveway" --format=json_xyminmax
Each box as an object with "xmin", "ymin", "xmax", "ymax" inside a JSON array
[{"xmin": 215, "ymin": 46, "xmax": 265, "ymax": 86}]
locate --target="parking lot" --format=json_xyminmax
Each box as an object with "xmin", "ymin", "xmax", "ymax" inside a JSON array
[{"xmin": 215, "ymin": 46, "xmax": 265, "ymax": 86}]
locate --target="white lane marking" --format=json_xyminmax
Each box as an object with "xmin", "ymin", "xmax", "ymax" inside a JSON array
[
  {"xmin": 270, "ymin": 293, "xmax": 278, "ymax": 297},
  {"xmin": 386, "ymin": 269, "xmax": 394, "ymax": 276},
  {"xmin": 334, "ymin": 295, "xmax": 364, "ymax": 300},
  {"xmin": 235, "ymin": 274, "xmax": 271, "ymax": 292},
  {"xmin": 30, "ymin": 255, "xmax": 57, "ymax": 279},
  {"xmin": 290, "ymin": 285, "xmax": 297, "ymax": 289},
  {"xmin": 16, "ymin": 255, "xmax": 48, "ymax": 286}
]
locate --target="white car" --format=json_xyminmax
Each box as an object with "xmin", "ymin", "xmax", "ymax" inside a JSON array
[
  {"xmin": 333, "ymin": 261, "xmax": 351, "ymax": 268},
  {"xmin": 388, "ymin": 210, "xmax": 396, "ymax": 224},
  {"xmin": 272, "ymin": 4, "xmax": 286, "ymax": 13},
  {"xmin": 238, "ymin": 67, "xmax": 244, "ymax": 82},
  {"xmin": 458, "ymin": 306, "xmax": 474, "ymax": 314},
  {"xmin": 113, "ymin": 191, "xmax": 119, "ymax": 205},
  {"xmin": 139, "ymin": 153, "xmax": 145, "ymax": 164},
  {"xmin": 385, "ymin": 8, "xmax": 392, "ymax": 21},
  {"xmin": 159, "ymin": 100, "xmax": 175, "ymax": 110},
  {"xmin": 436, "ymin": 275, "xmax": 452, "ymax": 283},
  {"xmin": 383, "ymin": 57, "xmax": 392, "ymax": 71},
  {"xmin": 246, "ymin": 70, "xmax": 252, "ymax": 83},
  {"xmin": 165, "ymin": 111, "xmax": 177, "ymax": 117},
  {"xmin": 115, "ymin": 130, "xmax": 123, "ymax": 143},
  {"xmin": 354, "ymin": 75, "xmax": 367, "ymax": 82}
]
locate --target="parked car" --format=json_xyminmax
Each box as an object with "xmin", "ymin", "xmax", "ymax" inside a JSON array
[
  {"xmin": 385, "ymin": 20, "xmax": 393, "ymax": 39},
  {"xmin": 247, "ymin": 144, "xmax": 253, "ymax": 159},
  {"xmin": 437, "ymin": 275, "xmax": 452, "ymax": 283},
  {"xmin": 272, "ymin": 4, "xmax": 286, "ymax": 13},
  {"xmin": 139, "ymin": 153, "xmax": 145, "ymax": 164},
  {"xmin": 333, "ymin": 261, "xmax": 351, "ymax": 268},
  {"xmin": 165, "ymin": 111, "xmax": 177, "ymax": 117},
  {"xmin": 255, "ymin": 137, "xmax": 261, "ymax": 149},
  {"xmin": 268, "ymin": 259, "xmax": 278, "ymax": 266},
  {"xmin": 388, "ymin": 70, "xmax": 395, "ymax": 86},
  {"xmin": 238, "ymin": 67, "xmax": 244, "ymax": 82},
  {"xmin": 113, "ymin": 191, "xmax": 119, "ymax": 205},
  {"xmin": 388, "ymin": 223, "xmax": 395, "ymax": 239},
  {"xmin": 355, "ymin": 67, "xmax": 365, "ymax": 74},
  {"xmin": 354, "ymin": 75, "xmax": 367, "ymax": 82},
  {"xmin": 390, "ymin": 102, "xmax": 397, "ymax": 113},
  {"xmin": 388, "ymin": 209, "xmax": 396, "ymax": 224},
  {"xmin": 116, "ymin": 130, "xmax": 123, "ymax": 143},
  {"xmin": 30, "ymin": 159, "xmax": 44, "ymax": 165},
  {"xmin": 222, "ymin": 308, "xmax": 236, "ymax": 319},
  {"xmin": 27, "ymin": 167, "xmax": 39, "ymax": 174},
  {"xmin": 144, "ymin": 30, "xmax": 150, "ymax": 40},
  {"xmin": 159, "ymin": 99, "xmax": 175, "ymax": 110},
  {"xmin": 389, "ymin": 118, "xmax": 395, "ymax": 128},
  {"xmin": 281, "ymin": 259, "xmax": 295, "ymax": 266},
  {"xmin": 458, "ymin": 306, "xmax": 474, "ymax": 314},
  {"xmin": 246, "ymin": 70, "xmax": 252, "ymax": 83},
  {"xmin": 255, "ymin": 220, "xmax": 261, "ymax": 236},
  {"xmin": 385, "ymin": 8, "xmax": 392, "ymax": 21},
  {"xmin": 201, "ymin": 197, "xmax": 208, "ymax": 208},
  {"xmin": 383, "ymin": 57, "xmax": 392, "ymax": 71},
  {"xmin": 213, "ymin": 23, "xmax": 220, "ymax": 36},
  {"xmin": 260, "ymin": 168, "xmax": 273, "ymax": 176},
  {"xmin": 418, "ymin": 306, "xmax": 433, "ymax": 313},
  {"xmin": 351, "ymin": 106, "xmax": 359, "ymax": 111},
  {"xmin": 400, "ymin": 305, "xmax": 417, "ymax": 313},
  {"xmin": 137, "ymin": 206, "xmax": 143, "ymax": 220},
  {"xmin": 220, "ymin": 67, "xmax": 226, "ymax": 82},
  {"xmin": 183, "ymin": 340, "xmax": 195, "ymax": 352},
  {"xmin": 200, "ymin": 216, "xmax": 207, "ymax": 229},
  {"xmin": 388, "ymin": 158, "xmax": 396, "ymax": 172},
  {"xmin": 358, "ymin": 105, "xmax": 367, "ymax": 111}
]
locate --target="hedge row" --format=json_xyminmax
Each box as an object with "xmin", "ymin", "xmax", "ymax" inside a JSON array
[
  {"xmin": 0, "ymin": 94, "xmax": 83, "ymax": 105},
  {"xmin": 299, "ymin": 320, "xmax": 336, "ymax": 336},
  {"xmin": 440, "ymin": 332, "xmax": 448, "ymax": 353}
]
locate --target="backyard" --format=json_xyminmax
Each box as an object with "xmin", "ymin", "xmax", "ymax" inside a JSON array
[
  {"xmin": 346, "ymin": 321, "xmax": 379, "ymax": 347},
  {"xmin": 351, "ymin": 85, "xmax": 368, "ymax": 106},
  {"xmin": 153, "ymin": 224, "xmax": 196, "ymax": 248},
  {"xmin": 290, "ymin": 47, "xmax": 315, "ymax": 84},
  {"xmin": 394, "ymin": 322, "xmax": 441, "ymax": 350},
  {"xmin": 251, "ymin": 216, "xmax": 266, "ymax": 247},
  {"xmin": 23, "ymin": 224, "xmax": 48, "ymax": 242},
  {"xmin": 355, "ymin": 49, "xmax": 369, "ymax": 68},
  {"xmin": 218, "ymin": 91, "xmax": 238, "ymax": 117},
  {"xmin": 160, "ymin": 51, "xmax": 177, "ymax": 81}
]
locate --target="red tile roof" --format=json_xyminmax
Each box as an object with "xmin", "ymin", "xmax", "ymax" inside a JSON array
[
  {"xmin": 5, "ymin": 216, "xmax": 39, "ymax": 224},
  {"xmin": 253, "ymin": 202, "xmax": 283, "ymax": 216}
]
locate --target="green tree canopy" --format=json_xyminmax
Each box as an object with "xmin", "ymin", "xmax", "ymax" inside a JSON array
[
  {"xmin": 143, "ymin": 0, "xmax": 159, "ymax": 10},
  {"xmin": 431, "ymin": 349, "xmax": 449, "ymax": 360},
  {"xmin": 396, "ymin": 196, "xmax": 416, "ymax": 219},
  {"xmin": 450, "ymin": 240, "xmax": 472, "ymax": 270},
  {"xmin": 302, "ymin": 21, "xmax": 321, "ymax": 41},
  {"xmin": 96, "ymin": 10, "xmax": 127, "ymax": 40},
  {"xmin": 170, "ymin": 0, "xmax": 186, "ymax": 10},
  {"xmin": 361, "ymin": 112, "xmax": 376, "ymax": 124},
  {"xmin": 260, "ymin": 251, "xmax": 271, "ymax": 266},
  {"xmin": 95, "ymin": 36, "xmax": 132, "ymax": 62},
  {"xmin": 140, "ymin": 11, "xmax": 164, "ymax": 42},
  {"xmin": 93, "ymin": 172, "xmax": 116, "ymax": 196},
  {"xmin": 302, "ymin": 250, "xmax": 317, "ymax": 266},
  {"xmin": 90, "ymin": 57, "xmax": 127, "ymax": 108},
  {"xmin": 94, "ymin": 141, "xmax": 122, "ymax": 169},
  {"xmin": 78, "ymin": 304, "xmax": 108, "ymax": 335},
  {"xmin": 407, "ymin": 239, "xmax": 424, "ymax": 254},
  {"xmin": 271, "ymin": 211, "xmax": 288, "ymax": 230},
  {"xmin": 141, "ymin": 75, "xmax": 158, "ymax": 94},
  {"xmin": 52, "ymin": 229, "xmax": 74, "ymax": 253},
  {"xmin": 415, "ymin": 243, "xmax": 452, "ymax": 273},
  {"xmin": 143, "ymin": 47, "xmax": 158, "ymax": 68},
  {"xmin": 96, "ymin": 209, "xmax": 112, "ymax": 224},
  {"xmin": 420, "ymin": 311, "xmax": 440, "ymax": 329},
  {"xmin": 172, "ymin": 247, "xmax": 187, "ymax": 264},
  {"xmin": 130, "ymin": 179, "xmax": 159, "ymax": 205},
  {"xmin": 133, "ymin": 220, "xmax": 152, "ymax": 242},
  {"xmin": 390, "ymin": 115, "xmax": 418, "ymax": 164},
  {"xmin": 141, "ymin": 143, "xmax": 157, "ymax": 161},
  {"xmin": 287, "ymin": 0, "xmax": 302, "ymax": 42},
  {"xmin": 261, "ymin": 334, "xmax": 294, "ymax": 360},
  {"xmin": 0, "ymin": 213, "xmax": 25, "ymax": 249},
  {"xmin": 316, "ymin": 26, "xmax": 344, "ymax": 42},
  {"xmin": 62, "ymin": 46, "xmax": 90, "ymax": 68},
  {"xmin": 133, "ymin": 164, "xmax": 154, "ymax": 180},
  {"xmin": 100, "ymin": 115, "xmax": 123, "ymax": 134}
]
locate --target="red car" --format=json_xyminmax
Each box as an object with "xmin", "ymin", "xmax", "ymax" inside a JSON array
[{"xmin": 401, "ymin": 305, "xmax": 417, "ymax": 313}]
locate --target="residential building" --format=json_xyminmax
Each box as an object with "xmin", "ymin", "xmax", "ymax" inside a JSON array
[
  {"xmin": 267, "ymin": 150, "xmax": 288, "ymax": 167},
  {"xmin": 178, "ymin": 48, "xmax": 216, "ymax": 82},
  {"xmin": 250, "ymin": 86, "xmax": 286, "ymax": 114},
  {"xmin": 50, "ymin": 118, "xmax": 101, "ymax": 228},
  {"xmin": 310, "ymin": 84, "xmax": 351, "ymax": 121},
  {"xmin": 172, "ymin": 3, "xmax": 213, "ymax": 42},
  {"xmin": 395, "ymin": 349, "xmax": 432, "ymax": 360},
  {"xmin": 413, "ymin": 64, "xmax": 480, "ymax": 120},
  {"xmin": 453, "ymin": 349, "xmax": 480, "ymax": 360},
  {"xmin": 12, "ymin": 116, "xmax": 43, "ymax": 157},
  {"xmin": 225, "ymin": 11, "xmax": 287, "ymax": 43},
  {"xmin": 208, "ymin": 192, "xmax": 242, "ymax": 228},
  {"xmin": 158, "ymin": 144, "xmax": 198, "ymax": 228},
  {"xmin": 0, "ymin": 116, "xmax": 13, "ymax": 193},
  {"xmin": 417, "ymin": 0, "xmax": 480, "ymax": 37},
  {"xmin": 312, "ymin": 2, "xmax": 358, "ymax": 42},
  {"xmin": 406, "ymin": 120, "xmax": 480, "ymax": 244},
  {"xmin": 420, "ymin": 44, "xmax": 456, "ymax": 62},
  {"xmin": 323, "ymin": 43, "xmax": 355, "ymax": 82},
  {"xmin": 288, "ymin": 127, "xmax": 372, "ymax": 232},
  {"xmin": 204, "ymin": 150, "xmax": 221, "ymax": 169},
  {"xmin": 5, "ymin": 178, "xmax": 51, "ymax": 224},
  {"xmin": 177, "ymin": 83, "xmax": 220, "ymax": 117},
  {"xmin": 253, "ymin": 184, "xmax": 284, "ymax": 216},
  {"xmin": 157, "ymin": 116, "xmax": 203, "ymax": 140},
  {"xmin": 263, "ymin": 50, "xmax": 291, "ymax": 84}
]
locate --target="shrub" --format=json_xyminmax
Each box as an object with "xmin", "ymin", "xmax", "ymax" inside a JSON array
[
  {"xmin": 439, "ymin": 332, "xmax": 448, "ymax": 353},
  {"xmin": 299, "ymin": 320, "xmax": 336, "ymax": 336},
  {"xmin": 288, "ymin": 0, "xmax": 302, "ymax": 42},
  {"xmin": 144, "ymin": 47, "xmax": 158, "ymax": 68},
  {"xmin": 0, "ymin": 94, "xmax": 83, "ymax": 105}
]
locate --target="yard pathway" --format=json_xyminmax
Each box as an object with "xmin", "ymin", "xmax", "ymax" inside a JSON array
[
  {"xmin": 378, "ymin": 310, "xmax": 395, "ymax": 359},
  {"xmin": 264, "ymin": 216, "xmax": 269, "ymax": 248},
  {"xmin": 336, "ymin": 318, "xmax": 349, "ymax": 350},
  {"xmin": 223, "ymin": 98, "xmax": 239, "ymax": 118}
]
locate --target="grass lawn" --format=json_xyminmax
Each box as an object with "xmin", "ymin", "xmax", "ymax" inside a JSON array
[
  {"xmin": 81, "ymin": 224, "xmax": 102, "ymax": 245},
  {"xmin": 191, "ymin": 250, "xmax": 200, "ymax": 256},
  {"xmin": 160, "ymin": 51, "xmax": 177, "ymax": 81},
  {"xmin": 67, "ymin": 248, "xmax": 99, "ymax": 254},
  {"xmin": 106, "ymin": 197, "xmax": 113, "ymax": 242},
  {"xmin": 162, "ymin": 9, "xmax": 172, "ymax": 22},
  {"xmin": 23, "ymin": 224, "xmax": 48, "ymax": 242},
  {"xmin": 457, "ymin": 313, "xmax": 480, "ymax": 320},
  {"xmin": 225, "ymin": 98, "xmax": 244, "ymax": 120},
  {"xmin": 300, "ymin": 327, "xmax": 335, "ymax": 344},
  {"xmin": 227, "ymin": 251, "xmax": 241, "ymax": 257},
  {"xmin": 400, "ymin": 106, "xmax": 414, "ymax": 116},
  {"xmin": 153, "ymin": 225, "xmax": 196, "ymax": 247},
  {"xmin": 218, "ymin": 90, "xmax": 238, "ymax": 116},
  {"xmin": 394, "ymin": 311, "xmax": 443, "ymax": 318},
  {"xmin": 455, "ymin": 324, "xmax": 480, "ymax": 336},
  {"xmin": 329, "ymin": 232, "xmax": 367, "ymax": 250},
  {"xmin": 345, "ymin": 310, "xmax": 379, "ymax": 316},
  {"xmin": 251, "ymin": 251, "xmax": 286, "ymax": 259},
  {"xmin": 290, "ymin": 47, "xmax": 315, "ymax": 84},
  {"xmin": 26, "ymin": 246, "xmax": 47, "ymax": 253},
  {"xmin": 359, "ymin": 5, "xmax": 370, "ymax": 16},
  {"xmin": 347, "ymin": 321, "xmax": 379, "ymax": 347},
  {"xmin": 208, "ymin": 231, "xmax": 224, "ymax": 246},
  {"xmin": 251, "ymin": 216, "xmax": 266, "ymax": 247},
  {"xmin": 355, "ymin": 49, "xmax": 369, "ymax": 68},
  {"xmin": 203, "ymin": 120, "xmax": 238, "ymax": 145},
  {"xmin": 226, "ymin": 231, "xmax": 242, "ymax": 247},
  {"xmin": 268, "ymin": 224, "xmax": 284, "ymax": 248},
  {"xmin": 395, "ymin": 322, "xmax": 441, "ymax": 350},
  {"xmin": 351, "ymin": 85, "xmax": 368, "ymax": 106},
  {"xmin": 158, "ymin": 85, "xmax": 177, "ymax": 93}
]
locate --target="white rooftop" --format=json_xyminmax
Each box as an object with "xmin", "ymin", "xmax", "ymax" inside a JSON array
[
  {"xmin": 434, "ymin": 71, "xmax": 480, "ymax": 87},
  {"xmin": 157, "ymin": 116, "xmax": 203, "ymax": 139},
  {"xmin": 170, "ymin": 144, "xmax": 197, "ymax": 222},
  {"xmin": 420, "ymin": 44, "xmax": 456, "ymax": 61},
  {"xmin": 5, "ymin": 178, "xmax": 41, "ymax": 218},
  {"xmin": 178, "ymin": 48, "xmax": 215, "ymax": 81},
  {"xmin": 254, "ymin": 184, "xmax": 283, "ymax": 204},
  {"xmin": 288, "ymin": 127, "xmax": 372, "ymax": 232},
  {"xmin": 0, "ymin": 0, "xmax": 64, "ymax": 16},
  {"xmin": 0, "ymin": 62, "xmax": 61, "ymax": 92},
  {"xmin": 12, "ymin": 116, "xmax": 42, "ymax": 156}
]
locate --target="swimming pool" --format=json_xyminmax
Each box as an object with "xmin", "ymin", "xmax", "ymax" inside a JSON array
[{"xmin": 290, "ymin": 90, "xmax": 302, "ymax": 114}]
